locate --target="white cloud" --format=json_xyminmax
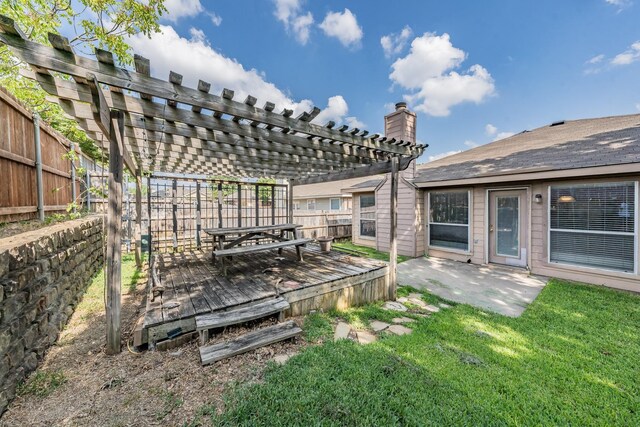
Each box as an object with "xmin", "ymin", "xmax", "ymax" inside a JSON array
[
  {"xmin": 128, "ymin": 25, "xmax": 309, "ymax": 113},
  {"xmin": 485, "ymin": 124, "xmax": 497, "ymax": 136},
  {"xmin": 611, "ymin": 41, "xmax": 640, "ymax": 65},
  {"xmin": 389, "ymin": 33, "xmax": 495, "ymax": 116},
  {"xmin": 427, "ymin": 150, "xmax": 461, "ymax": 162},
  {"xmin": 163, "ymin": 0, "xmax": 204, "ymax": 22},
  {"xmin": 311, "ymin": 95, "xmax": 365, "ymax": 128},
  {"xmin": 273, "ymin": 0, "xmax": 314, "ymax": 45},
  {"xmin": 319, "ymin": 9, "xmax": 363, "ymax": 48},
  {"xmin": 209, "ymin": 12, "xmax": 222, "ymax": 27},
  {"xmin": 586, "ymin": 54, "xmax": 605, "ymax": 64},
  {"xmin": 128, "ymin": 24, "xmax": 365, "ymax": 132},
  {"xmin": 605, "ymin": 0, "xmax": 633, "ymax": 11},
  {"xmin": 381, "ymin": 26, "xmax": 413, "ymax": 58},
  {"xmin": 635, "ymin": 103, "xmax": 640, "ymax": 111}
]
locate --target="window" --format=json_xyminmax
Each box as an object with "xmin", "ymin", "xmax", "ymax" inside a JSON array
[
  {"xmin": 330, "ymin": 198, "xmax": 341, "ymax": 211},
  {"xmin": 307, "ymin": 199, "xmax": 316, "ymax": 210},
  {"xmin": 549, "ymin": 182, "xmax": 637, "ymax": 273},
  {"xmin": 359, "ymin": 193, "xmax": 376, "ymax": 238},
  {"xmin": 429, "ymin": 191, "xmax": 470, "ymax": 251},
  {"xmin": 293, "ymin": 202, "xmax": 300, "ymax": 210}
]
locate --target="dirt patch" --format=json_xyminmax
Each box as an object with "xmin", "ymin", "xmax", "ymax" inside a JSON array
[{"xmin": 0, "ymin": 264, "xmax": 308, "ymax": 426}]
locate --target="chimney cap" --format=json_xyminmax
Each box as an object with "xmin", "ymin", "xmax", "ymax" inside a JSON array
[{"xmin": 395, "ymin": 102, "xmax": 407, "ymax": 111}]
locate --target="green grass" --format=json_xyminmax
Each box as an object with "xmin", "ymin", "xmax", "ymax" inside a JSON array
[
  {"xmin": 17, "ymin": 370, "xmax": 67, "ymax": 398},
  {"xmin": 76, "ymin": 253, "xmax": 145, "ymax": 320},
  {"xmin": 333, "ymin": 242, "xmax": 411, "ymax": 263},
  {"xmin": 209, "ymin": 280, "xmax": 640, "ymax": 426}
]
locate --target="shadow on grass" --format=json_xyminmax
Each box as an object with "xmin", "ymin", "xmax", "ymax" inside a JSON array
[{"xmin": 207, "ymin": 280, "xmax": 640, "ymax": 426}]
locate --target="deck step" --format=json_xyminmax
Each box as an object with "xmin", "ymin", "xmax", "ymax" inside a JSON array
[
  {"xmin": 196, "ymin": 296, "xmax": 290, "ymax": 331},
  {"xmin": 199, "ymin": 321, "xmax": 302, "ymax": 366}
]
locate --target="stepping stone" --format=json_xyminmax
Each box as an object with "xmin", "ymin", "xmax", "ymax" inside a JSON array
[
  {"xmin": 383, "ymin": 301, "xmax": 408, "ymax": 312},
  {"xmin": 439, "ymin": 303, "xmax": 451, "ymax": 309},
  {"xmin": 397, "ymin": 297, "xmax": 408, "ymax": 303},
  {"xmin": 424, "ymin": 305, "xmax": 440, "ymax": 313},
  {"xmin": 387, "ymin": 325, "xmax": 412, "ymax": 336},
  {"xmin": 370, "ymin": 320, "xmax": 390, "ymax": 332},
  {"xmin": 409, "ymin": 298, "xmax": 427, "ymax": 308},
  {"xmin": 334, "ymin": 322, "xmax": 351, "ymax": 341},
  {"xmin": 392, "ymin": 317, "xmax": 415, "ymax": 324},
  {"xmin": 273, "ymin": 354, "xmax": 292, "ymax": 365},
  {"xmin": 407, "ymin": 293, "xmax": 424, "ymax": 299},
  {"xmin": 356, "ymin": 330, "xmax": 377, "ymax": 345}
]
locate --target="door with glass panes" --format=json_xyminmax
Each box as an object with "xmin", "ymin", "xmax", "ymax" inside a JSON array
[{"xmin": 488, "ymin": 189, "xmax": 528, "ymax": 267}]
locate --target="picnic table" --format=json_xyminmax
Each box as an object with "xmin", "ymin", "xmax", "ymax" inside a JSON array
[{"xmin": 204, "ymin": 224, "xmax": 312, "ymax": 275}]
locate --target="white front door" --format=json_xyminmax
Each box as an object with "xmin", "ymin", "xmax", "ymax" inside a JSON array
[{"xmin": 488, "ymin": 190, "xmax": 528, "ymax": 267}]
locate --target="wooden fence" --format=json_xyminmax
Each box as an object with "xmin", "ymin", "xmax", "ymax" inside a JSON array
[{"xmin": 0, "ymin": 86, "xmax": 84, "ymax": 223}]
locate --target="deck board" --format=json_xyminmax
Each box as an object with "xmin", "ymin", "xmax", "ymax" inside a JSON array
[{"xmin": 143, "ymin": 245, "xmax": 387, "ymax": 330}]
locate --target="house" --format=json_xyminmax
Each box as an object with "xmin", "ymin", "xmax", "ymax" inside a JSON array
[
  {"xmin": 292, "ymin": 177, "xmax": 378, "ymax": 211},
  {"xmin": 347, "ymin": 109, "xmax": 640, "ymax": 293}
]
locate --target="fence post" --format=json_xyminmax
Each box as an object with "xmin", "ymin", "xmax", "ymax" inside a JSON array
[
  {"xmin": 389, "ymin": 157, "xmax": 399, "ymax": 301},
  {"xmin": 85, "ymin": 168, "xmax": 91, "ymax": 212},
  {"xmin": 172, "ymin": 179, "xmax": 178, "ymax": 250},
  {"xmin": 255, "ymin": 185, "xmax": 260, "ymax": 226},
  {"xmin": 33, "ymin": 113, "xmax": 44, "ymax": 222},
  {"xmin": 196, "ymin": 180, "xmax": 202, "ymax": 249},
  {"xmin": 237, "ymin": 183, "xmax": 242, "ymax": 227},
  {"xmin": 287, "ymin": 180, "xmax": 294, "ymax": 224},
  {"xmin": 147, "ymin": 175, "xmax": 152, "ymax": 254},
  {"xmin": 134, "ymin": 170, "xmax": 142, "ymax": 268},
  {"xmin": 217, "ymin": 182, "xmax": 223, "ymax": 228},
  {"xmin": 271, "ymin": 185, "xmax": 275, "ymax": 225},
  {"xmin": 70, "ymin": 141, "xmax": 77, "ymax": 212}
]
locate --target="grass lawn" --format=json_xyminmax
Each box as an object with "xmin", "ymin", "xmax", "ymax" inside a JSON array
[
  {"xmin": 209, "ymin": 280, "xmax": 640, "ymax": 426},
  {"xmin": 333, "ymin": 241, "xmax": 411, "ymax": 263}
]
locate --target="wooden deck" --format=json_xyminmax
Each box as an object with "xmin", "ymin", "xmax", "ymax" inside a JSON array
[{"xmin": 141, "ymin": 245, "xmax": 389, "ymax": 346}]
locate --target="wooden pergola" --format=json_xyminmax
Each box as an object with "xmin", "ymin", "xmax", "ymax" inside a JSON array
[{"xmin": 0, "ymin": 15, "xmax": 425, "ymax": 354}]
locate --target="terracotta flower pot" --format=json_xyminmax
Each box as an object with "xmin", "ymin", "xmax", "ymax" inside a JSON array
[{"xmin": 316, "ymin": 236, "xmax": 333, "ymax": 252}]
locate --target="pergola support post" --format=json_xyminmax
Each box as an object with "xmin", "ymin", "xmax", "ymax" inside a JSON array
[
  {"xmin": 106, "ymin": 110, "xmax": 124, "ymax": 354},
  {"xmin": 388, "ymin": 157, "xmax": 399, "ymax": 300},
  {"xmin": 134, "ymin": 169, "xmax": 143, "ymax": 268}
]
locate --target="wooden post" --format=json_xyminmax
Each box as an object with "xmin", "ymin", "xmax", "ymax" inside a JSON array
[
  {"xmin": 85, "ymin": 167, "xmax": 91, "ymax": 212},
  {"xmin": 33, "ymin": 113, "xmax": 44, "ymax": 222},
  {"xmin": 255, "ymin": 185, "xmax": 260, "ymax": 226},
  {"xmin": 147, "ymin": 175, "xmax": 152, "ymax": 254},
  {"xmin": 196, "ymin": 180, "xmax": 202, "ymax": 249},
  {"xmin": 70, "ymin": 142, "xmax": 77, "ymax": 212},
  {"xmin": 237, "ymin": 183, "xmax": 242, "ymax": 227},
  {"xmin": 216, "ymin": 182, "xmax": 223, "ymax": 228},
  {"xmin": 287, "ymin": 180, "xmax": 294, "ymax": 224},
  {"xmin": 134, "ymin": 170, "xmax": 142, "ymax": 268},
  {"xmin": 389, "ymin": 157, "xmax": 399, "ymax": 301},
  {"xmin": 172, "ymin": 179, "xmax": 178, "ymax": 249},
  {"xmin": 106, "ymin": 110, "xmax": 124, "ymax": 355},
  {"xmin": 271, "ymin": 185, "xmax": 275, "ymax": 225}
]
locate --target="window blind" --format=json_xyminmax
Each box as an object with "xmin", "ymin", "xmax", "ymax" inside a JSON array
[{"xmin": 549, "ymin": 182, "xmax": 636, "ymax": 273}]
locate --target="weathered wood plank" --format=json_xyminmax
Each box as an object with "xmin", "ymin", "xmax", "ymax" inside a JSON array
[
  {"xmin": 213, "ymin": 238, "xmax": 311, "ymax": 257},
  {"xmin": 196, "ymin": 297, "xmax": 289, "ymax": 331},
  {"xmin": 199, "ymin": 321, "xmax": 301, "ymax": 366}
]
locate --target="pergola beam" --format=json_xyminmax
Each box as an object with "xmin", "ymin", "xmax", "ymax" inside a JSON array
[
  {"xmin": 0, "ymin": 27, "xmax": 415, "ymax": 156},
  {"xmin": 292, "ymin": 156, "xmax": 417, "ymax": 186}
]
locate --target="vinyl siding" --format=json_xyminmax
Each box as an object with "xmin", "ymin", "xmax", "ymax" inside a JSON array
[{"xmin": 375, "ymin": 175, "xmax": 418, "ymax": 257}]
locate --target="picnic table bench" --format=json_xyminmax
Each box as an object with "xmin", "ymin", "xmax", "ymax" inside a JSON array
[{"xmin": 204, "ymin": 224, "xmax": 312, "ymax": 275}]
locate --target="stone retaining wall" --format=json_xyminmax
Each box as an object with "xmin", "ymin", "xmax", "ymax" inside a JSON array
[{"xmin": 0, "ymin": 216, "xmax": 103, "ymax": 414}]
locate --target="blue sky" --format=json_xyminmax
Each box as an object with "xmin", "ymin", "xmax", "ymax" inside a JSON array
[{"xmin": 125, "ymin": 0, "xmax": 640, "ymax": 163}]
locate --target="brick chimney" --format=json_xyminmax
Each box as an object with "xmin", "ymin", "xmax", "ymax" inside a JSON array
[{"xmin": 384, "ymin": 102, "xmax": 417, "ymax": 178}]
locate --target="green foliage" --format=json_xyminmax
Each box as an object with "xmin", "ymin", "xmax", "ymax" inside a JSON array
[
  {"xmin": 209, "ymin": 176, "xmax": 240, "ymax": 201},
  {"xmin": 0, "ymin": 0, "xmax": 167, "ymax": 160},
  {"xmin": 257, "ymin": 177, "xmax": 276, "ymax": 204},
  {"xmin": 333, "ymin": 242, "xmax": 411, "ymax": 263},
  {"xmin": 210, "ymin": 280, "xmax": 640, "ymax": 426},
  {"xmin": 18, "ymin": 370, "xmax": 67, "ymax": 398}
]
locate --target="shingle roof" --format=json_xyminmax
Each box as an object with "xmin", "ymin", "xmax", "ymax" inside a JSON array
[
  {"xmin": 414, "ymin": 114, "xmax": 640, "ymax": 183},
  {"xmin": 293, "ymin": 176, "xmax": 382, "ymax": 199}
]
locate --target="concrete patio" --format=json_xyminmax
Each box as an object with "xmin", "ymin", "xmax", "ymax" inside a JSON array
[{"xmin": 397, "ymin": 257, "xmax": 548, "ymax": 317}]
